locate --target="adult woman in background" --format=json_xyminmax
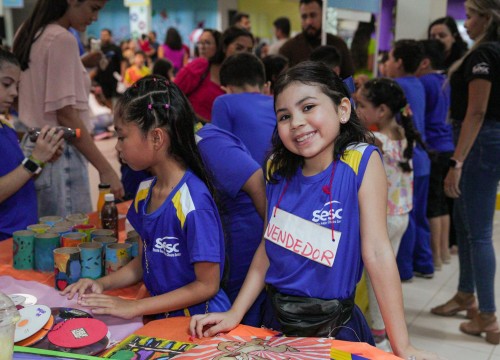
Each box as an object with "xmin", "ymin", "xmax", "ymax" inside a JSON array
[
  {"xmin": 175, "ymin": 26, "xmax": 254, "ymax": 122},
  {"xmin": 158, "ymin": 27, "xmax": 188, "ymax": 75},
  {"xmin": 428, "ymin": 16, "xmax": 468, "ymax": 71},
  {"xmin": 195, "ymin": 29, "xmax": 221, "ymax": 60},
  {"xmin": 431, "ymin": 0, "xmax": 500, "ymax": 345},
  {"xmin": 13, "ymin": 0, "xmax": 124, "ymax": 217}
]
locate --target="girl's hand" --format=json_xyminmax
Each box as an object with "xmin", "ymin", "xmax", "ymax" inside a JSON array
[
  {"xmin": 78, "ymin": 294, "xmax": 140, "ymax": 319},
  {"xmin": 99, "ymin": 168, "xmax": 125, "ymax": 200},
  {"xmin": 189, "ymin": 310, "xmax": 240, "ymax": 338},
  {"xmin": 31, "ymin": 126, "xmax": 64, "ymax": 164},
  {"xmin": 444, "ymin": 168, "xmax": 461, "ymax": 198},
  {"xmin": 60, "ymin": 278, "xmax": 104, "ymax": 300},
  {"xmin": 399, "ymin": 345, "xmax": 448, "ymax": 360}
]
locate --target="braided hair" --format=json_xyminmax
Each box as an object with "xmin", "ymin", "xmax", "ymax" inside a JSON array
[{"xmin": 115, "ymin": 75, "xmax": 217, "ymax": 198}]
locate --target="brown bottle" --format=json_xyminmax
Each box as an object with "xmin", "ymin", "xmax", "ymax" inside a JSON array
[{"xmin": 101, "ymin": 193, "xmax": 118, "ymax": 237}]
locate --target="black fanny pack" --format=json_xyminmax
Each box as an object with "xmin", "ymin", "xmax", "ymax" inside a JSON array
[{"xmin": 268, "ymin": 285, "xmax": 354, "ymax": 338}]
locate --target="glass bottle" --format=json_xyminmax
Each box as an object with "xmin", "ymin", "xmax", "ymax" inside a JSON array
[{"xmin": 101, "ymin": 193, "xmax": 118, "ymax": 237}]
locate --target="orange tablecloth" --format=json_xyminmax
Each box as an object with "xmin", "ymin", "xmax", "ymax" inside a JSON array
[
  {"xmin": 0, "ymin": 201, "xmax": 142, "ymax": 298},
  {"xmin": 134, "ymin": 317, "xmax": 402, "ymax": 360}
]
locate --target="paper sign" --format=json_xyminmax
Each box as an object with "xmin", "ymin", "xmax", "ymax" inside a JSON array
[{"xmin": 265, "ymin": 207, "xmax": 341, "ymax": 267}]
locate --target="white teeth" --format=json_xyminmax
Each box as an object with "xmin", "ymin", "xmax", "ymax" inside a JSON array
[{"xmin": 297, "ymin": 132, "xmax": 314, "ymax": 142}]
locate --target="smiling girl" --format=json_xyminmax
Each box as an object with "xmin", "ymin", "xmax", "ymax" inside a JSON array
[{"xmin": 190, "ymin": 62, "xmax": 442, "ymax": 360}]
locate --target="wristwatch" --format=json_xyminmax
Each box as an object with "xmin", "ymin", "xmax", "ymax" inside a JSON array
[
  {"xmin": 449, "ymin": 158, "xmax": 464, "ymax": 169},
  {"xmin": 22, "ymin": 157, "xmax": 42, "ymax": 175}
]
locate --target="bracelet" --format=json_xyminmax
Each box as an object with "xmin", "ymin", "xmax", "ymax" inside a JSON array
[{"xmin": 29, "ymin": 155, "xmax": 45, "ymax": 168}]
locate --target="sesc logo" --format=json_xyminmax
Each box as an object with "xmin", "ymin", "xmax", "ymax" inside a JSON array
[
  {"xmin": 311, "ymin": 200, "xmax": 343, "ymax": 225},
  {"xmin": 154, "ymin": 236, "xmax": 182, "ymax": 257}
]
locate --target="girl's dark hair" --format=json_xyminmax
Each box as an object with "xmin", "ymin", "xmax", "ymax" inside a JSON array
[
  {"xmin": 427, "ymin": 16, "xmax": 468, "ymax": 70},
  {"xmin": 361, "ymin": 78, "xmax": 425, "ymax": 172},
  {"xmin": 164, "ymin": 27, "xmax": 182, "ymax": 50},
  {"xmin": 267, "ymin": 61, "xmax": 373, "ymax": 182},
  {"xmin": 0, "ymin": 48, "xmax": 20, "ymax": 69},
  {"xmin": 115, "ymin": 75, "xmax": 217, "ymax": 198},
  {"xmin": 13, "ymin": 0, "xmax": 82, "ymax": 71}
]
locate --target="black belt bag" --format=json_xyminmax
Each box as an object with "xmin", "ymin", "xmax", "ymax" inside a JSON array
[{"xmin": 268, "ymin": 285, "xmax": 354, "ymax": 338}]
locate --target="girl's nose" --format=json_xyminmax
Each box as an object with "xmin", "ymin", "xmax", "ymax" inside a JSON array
[{"xmin": 290, "ymin": 115, "xmax": 305, "ymax": 130}]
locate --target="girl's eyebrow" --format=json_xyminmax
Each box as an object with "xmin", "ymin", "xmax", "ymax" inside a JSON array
[{"xmin": 276, "ymin": 96, "xmax": 316, "ymax": 114}]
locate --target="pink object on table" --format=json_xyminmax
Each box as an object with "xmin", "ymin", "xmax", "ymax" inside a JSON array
[{"xmin": 0, "ymin": 275, "xmax": 143, "ymax": 346}]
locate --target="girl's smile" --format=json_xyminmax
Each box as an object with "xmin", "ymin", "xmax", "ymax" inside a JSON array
[{"xmin": 275, "ymin": 82, "xmax": 349, "ymax": 173}]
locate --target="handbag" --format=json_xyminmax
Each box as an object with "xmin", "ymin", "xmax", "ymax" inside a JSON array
[{"xmin": 268, "ymin": 285, "xmax": 354, "ymax": 338}]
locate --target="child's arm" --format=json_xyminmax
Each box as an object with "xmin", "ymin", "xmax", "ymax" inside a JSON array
[
  {"xmin": 77, "ymin": 261, "xmax": 220, "ymax": 320},
  {"xmin": 0, "ymin": 126, "xmax": 63, "ymax": 203},
  {"xmin": 190, "ymin": 238, "xmax": 270, "ymax": 338},
  {"xmin": 241, "ymin": 168, "xmax": 266, "ymax": 219},
  {"xmin": 61, "ymin": 256, "xmax": 143, "ymax": 300},
  {"xmin": 360, "ymin": 152, "xmax": 441, "ymax": 360}
]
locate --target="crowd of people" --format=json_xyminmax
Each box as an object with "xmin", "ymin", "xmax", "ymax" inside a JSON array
[{"xmin": 1, "ymin": 0, "xmax": 500, "ymax": 359}]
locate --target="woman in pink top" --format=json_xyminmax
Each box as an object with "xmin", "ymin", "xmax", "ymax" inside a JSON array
[
  {"xmin": 175, "ymin": 26, "xmax": 254, "ymax": 122},
  {"xmin": 158, "ymin": 27, "xmax": 188, "ymax": 74},
  {"xmin": 13, "ymin": 0, "xmax": 124, "ymax": 217}
]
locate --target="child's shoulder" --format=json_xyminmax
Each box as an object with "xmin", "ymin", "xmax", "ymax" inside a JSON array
[{"xmin": 341, "ymin": 143, "xmax": 379, "ymax": 175}]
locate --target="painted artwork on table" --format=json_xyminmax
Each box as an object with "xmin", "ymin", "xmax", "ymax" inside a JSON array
[
  {"xmin": 175, "ymin": 335, "xmax": 332, "ymax": 359},
  {"xmin": 101, "ymin": 334, "xmax": 196, "ymax": 359}
]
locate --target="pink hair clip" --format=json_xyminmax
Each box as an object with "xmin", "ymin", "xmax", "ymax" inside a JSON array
[
  {"xmin": 165, "ymin": 104, "xmax": 170, "ymax": 109},
  {"xmin": 148, "ymin": 104, "xmax": 153, "ymax": 110}
]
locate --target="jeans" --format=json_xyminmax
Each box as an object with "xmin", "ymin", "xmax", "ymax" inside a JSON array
[{"xmin": 455, "ymin": 121, "xmax": 500, "ymax": 312}]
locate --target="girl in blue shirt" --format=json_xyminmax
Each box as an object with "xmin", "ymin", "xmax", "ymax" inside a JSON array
[
  {"xmin": 190, "ymin": 62, "xmax": 440, "ymax": 360},
  {"xmin": 62, "ymin": 75, "xmax": 230, "ymax": 319}
]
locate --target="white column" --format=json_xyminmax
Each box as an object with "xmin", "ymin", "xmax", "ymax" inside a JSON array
[
  {"xmin": 395, "ymin": 0, "xmax": 447, "ymax": 40},
  {"xmin": 127, "ymin": 4, "xmax": 151, "ymax": 39}
]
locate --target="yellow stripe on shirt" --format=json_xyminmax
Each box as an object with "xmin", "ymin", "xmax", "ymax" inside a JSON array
[
  {"xmin": 341, "ymin": 143, "xmax": 369, "ymax": 175},
  {"xmin": 171, "ymin": 183, "xmax": 196, "ymax": 228}
]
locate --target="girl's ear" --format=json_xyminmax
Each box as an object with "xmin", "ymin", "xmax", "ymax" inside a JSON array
[
  {"xmin": 378, "ymin": 103, "xmax": 391, "ymax": 119},
  {"xmin": 338, "ymin": 97, "xmax": 352, "ymax": 124},
  {"xmin": 151, "ymin": 128, "xmax": 167, "ymax": 149}
]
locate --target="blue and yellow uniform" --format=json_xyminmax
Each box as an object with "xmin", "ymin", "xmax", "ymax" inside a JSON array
[
  {"xmin": 127, "ymin": 171, "xmax": 230, "ymax": 318},
  {"xmin": 265, "ymin": 143, "xmax": 378, "ymax": 344}
]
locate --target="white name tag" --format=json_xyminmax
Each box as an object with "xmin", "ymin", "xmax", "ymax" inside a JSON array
[{"xmin": 265, "ymin": 207, "xmax": 341, "ymax": 267}]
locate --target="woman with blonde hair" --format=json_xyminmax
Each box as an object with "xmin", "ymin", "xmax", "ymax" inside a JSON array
[{"xmin": 431, "ymin": 0, "xmax": 500, "ymax": 345}]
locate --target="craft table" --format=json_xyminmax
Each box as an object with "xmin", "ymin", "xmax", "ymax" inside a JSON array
[{"xmin": 1, "ymin": 201, "xmax": 402, "ymax": 359}]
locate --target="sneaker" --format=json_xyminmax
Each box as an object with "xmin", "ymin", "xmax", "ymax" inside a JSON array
[{"xmin": 414, "ymin": 271, "xmax": 434, "ymax": 279}]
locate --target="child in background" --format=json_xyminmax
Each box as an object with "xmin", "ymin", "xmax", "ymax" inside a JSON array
[
  {"xmin": 0, "ymin": 49, "xmax": 64, "ymax": 240},
  {"xmin": 384, "ymin": 39, "xmax": 433, "ymax": 280},
  {"xmin": 212, "ymin": 53, "xmax": 275, "ymax": 166},
  {"xmin": 356, "ymin": 78, "xmax": 423, "ymax": 350},
  {"xmin": 124, "ymin": 51, "xmax": 151, "ymax": 87},
  {"xmin": 195, "ymin": 120, "xmax": 267, "ymax": 327},
  {"xmin": 152, "ymin": 58, "xmax": 174, "ymax": 81},
  {"xmin": 416, "ymin": 39, "xmax": 454, "ymax": 271},
  {"xmin": 62, "ymin": 76, "xmax": 230, "ymax": 319},
  {"xmin": 190, "ymin": 62, "xmax": 441, "ymax": 360}
]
